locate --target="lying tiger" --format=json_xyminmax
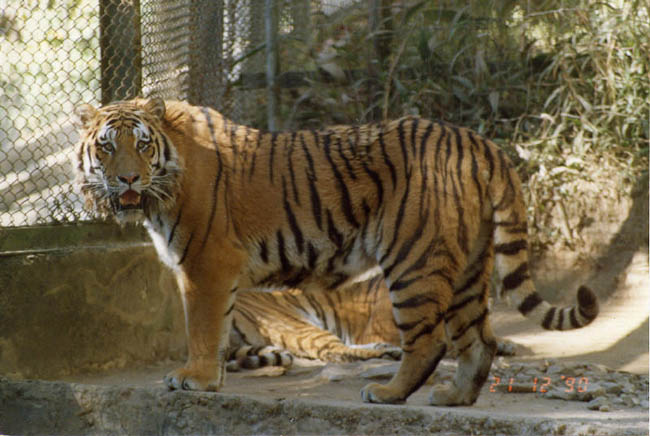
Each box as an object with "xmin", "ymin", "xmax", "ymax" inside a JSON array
[
  {"xmin": 73, "ymin": 98, "xmax": 598, "ymax": 406},
  {"xmin": 228, "ymin": 271, "xmax": 402, "ymax": 370}
]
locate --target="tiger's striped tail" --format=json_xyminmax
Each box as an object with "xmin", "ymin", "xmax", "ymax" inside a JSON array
[
  {"xmin": 491, "ymin": 170, "xmax": 599, "ymax": 331},
  {"xmin": 227, "ymin": 345, "xmax": 294, "ymax": 371}
]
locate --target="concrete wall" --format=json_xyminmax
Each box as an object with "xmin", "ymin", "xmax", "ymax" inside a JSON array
[{"xmin": 0, "ymin": 223, "xmax": 186, "ymax": 379}]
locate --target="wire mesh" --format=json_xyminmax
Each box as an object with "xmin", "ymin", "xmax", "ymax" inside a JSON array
[
  {"xmin": 1, "ymin": 2, "xmax": 98, "ymax": 226},
  {"xmin": 0, "ymin": 0, "xmax": 384, "ymax": 228}
]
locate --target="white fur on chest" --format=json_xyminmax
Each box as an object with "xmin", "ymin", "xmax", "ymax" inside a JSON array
[{"xmin": 144, "ymin": 218, "xmax": 182, "ymax": 271}]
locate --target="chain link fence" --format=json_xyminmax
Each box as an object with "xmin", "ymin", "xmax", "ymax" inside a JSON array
[
  {"xmin": 0, "ymin": 0, "xmax": 362, "ymax": 228},
  {"xmin": 1, "ymin": 2, "xmax": 97, "ymax": 226}
]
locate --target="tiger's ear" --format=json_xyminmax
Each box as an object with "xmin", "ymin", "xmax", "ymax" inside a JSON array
[
  {"xmin": 75, "ymin": 104, "xmax": 98, "ymax": 128},
  {"xmin": 143, "ymin": 97, "xmax": 166, "ymax": 120}
]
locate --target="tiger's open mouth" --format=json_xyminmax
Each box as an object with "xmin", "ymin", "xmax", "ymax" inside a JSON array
[{"xmin": 115, "ymin": 189, "xmax": 143, "ymax": 211}]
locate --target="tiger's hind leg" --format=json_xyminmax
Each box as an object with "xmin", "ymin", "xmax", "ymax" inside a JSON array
[
  {"xmin": 274, "ymin": 320, "xmax": 401, "ymax": 363},
  {"xmin": 361, "ymin": 274, "xmax": 452, "ymax": 404},
  {"xmin": 429, "ymin": 249, "xmax": 497, "ymax": 406},
  {"xmin": 348, "ymin": 343, "xmax": 402, "ymax": 361}
]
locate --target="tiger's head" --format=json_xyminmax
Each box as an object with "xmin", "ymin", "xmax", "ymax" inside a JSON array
[{"xmin": 73, "ymin": 98, "xmax": 183, "ymax": 224}]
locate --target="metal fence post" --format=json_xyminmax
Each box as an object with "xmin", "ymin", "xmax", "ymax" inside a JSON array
[{"xmin": 265, "ymin": 0, "xmax": 280, "ymax": 131}]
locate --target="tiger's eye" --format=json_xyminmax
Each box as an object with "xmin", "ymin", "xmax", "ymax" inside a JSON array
[
  {"xmin": 100, "ymin": 142, "xmax": 115, "ymax": 154},
  {"xmin": 137, "ymin": 141, "xmax": 150, "ymax": 153}
]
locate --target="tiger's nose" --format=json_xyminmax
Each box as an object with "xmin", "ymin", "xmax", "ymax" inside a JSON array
[{"xmin": 117, "ymin": 174, "xmax": 140, "ymax": 185}]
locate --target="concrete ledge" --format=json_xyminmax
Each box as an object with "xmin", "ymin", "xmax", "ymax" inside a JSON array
[
  {"xmin": 0, "ymin": 222, "xmax": 148, "ymax": 254},
  {"xmin": 0, "ymin": 223, "xmax": 185, "ymax": 379},
  {"xmin": 1, "ymin": 378, "xmax": 646, "ymax": 436}
]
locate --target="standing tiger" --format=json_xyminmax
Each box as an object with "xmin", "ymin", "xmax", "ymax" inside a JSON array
[{"xmin": 73, "ymin": 98, "xmax": 598, "ymax": 406}]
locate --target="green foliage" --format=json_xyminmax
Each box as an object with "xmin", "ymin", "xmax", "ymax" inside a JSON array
[{"xmin": 510, "ymin": 1, "xmax": 649, "ymax": 248}]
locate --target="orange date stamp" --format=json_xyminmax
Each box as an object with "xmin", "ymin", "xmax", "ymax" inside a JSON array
[{"xmin": 489, "ymin": 376, "xmax": 590, "ymax": 393}]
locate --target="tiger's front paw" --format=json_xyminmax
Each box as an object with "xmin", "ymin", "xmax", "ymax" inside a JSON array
[
  {"xmin": 360, "ymin": 382, "xmax": 405, "ymax": 404},
  {"xmin": 164, "ymin": 366, "xmax": 222, "ymax": 392}
]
